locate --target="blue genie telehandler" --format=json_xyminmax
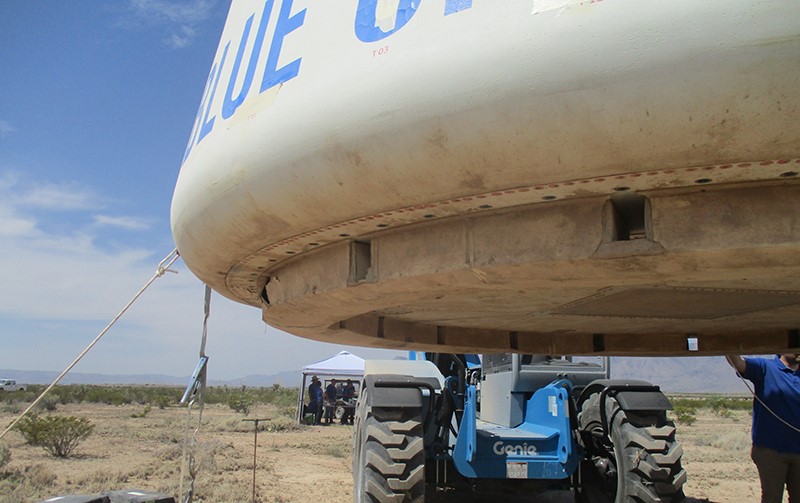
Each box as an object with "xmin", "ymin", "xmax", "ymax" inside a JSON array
[{"xmin": 352, "ymin": 353, "xmax": 685, "ymax": 502}]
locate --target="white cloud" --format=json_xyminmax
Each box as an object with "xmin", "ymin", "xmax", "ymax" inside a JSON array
[
  {"xmin": 129, "ymin": 0, "xmax": 215, "ymax": 48},
  {"xmin": 0, "ymin": 171, "xmax": 19, "ymax": 189},
  {"xmin": 16, "ymin": 183, "xmax": 98, "ymax": 211},
  {"xmin": 0, "ymin": 173, "xmax": 98, "ymax": 212},
  {"xmin": 166, "ymin": 25, "xmax": 197, "ymax": 49},
  {"xmin": 0, "ymin": 207, "xmax": 37, "ymax": 237},
  {"xmin": 0, "ymin": 176, "xmax": 45, "ymax": 237},
  {"xmin": 0, "ymin": 120, "xmax": 16, "ymax": 137},
  {"xmin": 0, "ymin": 235, "xmax": 400, "ymax": 379},
  {"xmin": 0, "ymin": 178, "xmax": 99, "ymax": 239},
  {"xmin": 0, "ymin": 170, "xmax": 403, "ymax": 380},
  {"xmin": 131, "ymin": 0, "xmax": 214, "ymax": 24},
  {"xmin": 0, "ymin": 175, "xmax": 148, "ymax": 318},
  {"xmin": 93, "ymin": 214, "xmax": 151, "ymax": 230}
]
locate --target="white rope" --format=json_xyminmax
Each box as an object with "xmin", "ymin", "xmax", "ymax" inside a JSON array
[
  {"xmin": 179, "ymin": 285, "xmax": 211, "ymax": 503},
  {"xmin": 179, "ymin": 398, "xmax": 199, "ymax": 503},
  {"xmin": 0, "ymin": 248, "xmax": 180, "ymax": 441}
]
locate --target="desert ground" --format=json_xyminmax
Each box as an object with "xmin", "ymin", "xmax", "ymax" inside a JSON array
[{"xmin": 0, "ymin": 400, "xmax": 771, "ymax": 503}]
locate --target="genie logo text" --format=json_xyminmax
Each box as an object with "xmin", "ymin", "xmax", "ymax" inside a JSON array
[{"xmin": 493, "ymin": 441, "xmax": 539, "ymax": 457}]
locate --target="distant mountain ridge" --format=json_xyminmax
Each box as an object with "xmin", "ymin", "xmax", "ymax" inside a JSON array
[
  {"xmin": 0, "ymin": 356, "xmax": 754, "ymax": 393},
  {"xmin": 609, "ymin": 356, "xmax": 749, "ymax": 394}
]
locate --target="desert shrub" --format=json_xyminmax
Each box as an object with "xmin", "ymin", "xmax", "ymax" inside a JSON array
[
  {"xmin": 709, "ymin": 396, "xmax": 748, "ymax": 418},
  {"xmin": 670, "ymin": 395, "xmax": 751, "ymax": 412},
  {"xmin": 227, "ymin": 389, "xmax": 254, "ymax": 416},
  {"xmin": 711, "ymin": 396, "xmax": 751, "ymax": 410},
  {"xmin": 253, "ymin": 384, "xmax": 295, "ymax": 408},
  {"xmin": 155, "ymin": 394, "xmax": 172, "ymax": 409},
  {"xmin": 669, "ymin": 397, "xmax": 705, "ymax": 410},
  {"xmin": 130, "ymin": 406, "xmax": 152, "ymax": 418},
  {"xmin": 202, "ymin": 384, "xmax": 298, "ymax": 407},
  {"xmin": 15, "ymin": 414, "xmax": 95, "ymax": 457},
  {"xmin": 38, "ymin": 396, "xmax": 59, "ymax": 412},
  {"xmin": 15, "ymin": 414, "xmax": 46, "ymax": 446},
  {"xmin": 713, "ymin": 406, "xmax": 733, "ymax": 419},
  {"xmin": 103, "ymin": 388, "xmax": 128, "ymax": 405},
  {"xmin": 2, "ymin": 403, "xmax": 21, "ymax": 415},
  {"xmin": 673, "ymin": 405, "xmax": 697, "ymax": 426},
  {"xmin": 1, "ymin": 383, "xmax": 298, "ymax": 411},
  {"xmin": 0, "ymin": 387, "xmax": 38, "ymax": 405}
]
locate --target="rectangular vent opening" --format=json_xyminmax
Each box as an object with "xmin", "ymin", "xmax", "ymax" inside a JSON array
[
  {"xmin": 609, "ymin": 193, "xmax": 648, "ymax": 241},
  {"xmin": 593, "ymin": 333, "xmax": 606, "ymax": 352},
  {"xmin": 350, "ymin": 240, "xmax": 372, "ymax": 283}
]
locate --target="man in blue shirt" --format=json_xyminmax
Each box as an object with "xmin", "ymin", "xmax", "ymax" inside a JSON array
[
  {"xmin": 307, "ymin": 376, "xmax": 323, "ymax": 425},
  {"xmin": 727, "ymin": 354, "xmax": 800, "ymax": 502}
]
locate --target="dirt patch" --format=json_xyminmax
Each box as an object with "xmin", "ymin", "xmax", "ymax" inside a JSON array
[{"xmin": 0, "ymin": 403, "xmax": 769, "ymax": 502}]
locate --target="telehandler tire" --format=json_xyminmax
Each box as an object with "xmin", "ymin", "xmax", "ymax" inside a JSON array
[
  {"xmin": 576, "ymin": 392, "xmax": 686, "ymax": 503},
  {"xmin": 353, "ymin": 389, "xmax": 426, "ymax": 503}
]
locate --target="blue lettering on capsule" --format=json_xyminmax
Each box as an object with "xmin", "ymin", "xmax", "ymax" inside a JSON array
[
  {"xmin": 222, "ymin": 1, "xmax": 274, "ymax": 120},
  {"xmin": 355, "ymin": 0, "xmax": 420, "ymax": 43},
  {"xmin": 444, "ymin": 0, "xmax": 473, "ymax": 15},
  {"xmin": 198, "ymin": 43, "xmax": 229, "ymax": 144},
  {"xmin": 183, "ymin": 43, "xmax": 229, "ymax": 163},
  {"xmin": 183, "ymin": 0, "xmax": 305, "ymax": 162},
  {"xmin": 183, "ymin": 0, "xmax": 475, "ymax": 164},
  {"xmin": 262, "ymin": 0, "xmax": 306, "ymax": 92}
]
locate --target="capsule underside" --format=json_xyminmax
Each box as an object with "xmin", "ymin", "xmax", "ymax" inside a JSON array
[{"xmin": 171, "ymin": 0, "xmax": 800, "ymax": 355}]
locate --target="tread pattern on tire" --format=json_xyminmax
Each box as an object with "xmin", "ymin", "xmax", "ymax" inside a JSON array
[
  {"xmin": 578, "ymin": 392, "xmax": 686, "ymax": 503},
  {"xmin": 355, "ymin": 399, "xmax": 426, "ymax": 503}
]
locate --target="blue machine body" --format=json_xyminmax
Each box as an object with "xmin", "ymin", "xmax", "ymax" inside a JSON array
[{"xmin": 452, "ymin": 380, "xmax": 579, "ymax": 480}]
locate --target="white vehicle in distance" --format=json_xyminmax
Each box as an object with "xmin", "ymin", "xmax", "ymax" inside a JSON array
[{"xmin": 0, "ymin": 379, "xmax": 26, "ymax": 392}]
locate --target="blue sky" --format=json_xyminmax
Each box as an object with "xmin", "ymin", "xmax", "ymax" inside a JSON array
[{"xmin": 0, "ymin": 0, "xmax": 399, "ymax": 381}]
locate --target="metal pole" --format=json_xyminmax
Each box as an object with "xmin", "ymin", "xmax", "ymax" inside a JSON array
[{"xmin": 242, "ymin": 418, "xmax": 270, "ymax": 503}]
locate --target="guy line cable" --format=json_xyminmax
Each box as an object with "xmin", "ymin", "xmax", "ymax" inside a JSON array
[{"xmin": 0, "ymin": 248, "xmax": 180, "ymax": 441}]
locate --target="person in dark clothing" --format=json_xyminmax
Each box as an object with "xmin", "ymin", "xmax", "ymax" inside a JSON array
[
  {"xmin": 727, "ymin": 354, "xmax": 800, "ymax": 503},
  {"xmin": 324, "ymin": 379, "xmax": 338, "ymax": 424},
  {"xmin": 341, "ymin": 379, "xmax": 356, "ymax": 425},
  {"xmin": 307, "ymin": 375, "xmax": 323, "ymax": 425}
]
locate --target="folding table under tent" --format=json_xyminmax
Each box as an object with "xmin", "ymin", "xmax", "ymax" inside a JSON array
[{"xmin": 296, "ymin": 351, "xmax": 365, "ymax": 423}]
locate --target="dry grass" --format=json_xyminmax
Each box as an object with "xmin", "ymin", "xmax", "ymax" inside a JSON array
[
  {"xmin": 0, "ymin": 402, "xmax": 354, "ymax": 502},
  {"xmin": 674, "ymin": 409, "xmax": 767, "ymax": 502},
  {"xmin": 0, "ymin": 401, "xmax": 769, "ymax": 502}
]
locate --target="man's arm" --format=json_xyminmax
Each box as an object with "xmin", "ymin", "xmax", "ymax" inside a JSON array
[{"xmin": 725, "ymin": 355, "xmax": 746, "ymax": 375}]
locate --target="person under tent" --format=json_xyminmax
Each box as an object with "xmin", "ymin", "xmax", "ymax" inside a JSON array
[
  {"xmin": 323, "ymin": 379, "xmax": 338, "ymax": 425},
  {"xmin": 341, "ymin": 379, "xmax": 356, "ymax": 425},
  {"xmin": 307, "ymin": 375, "xmax": 323, "ymax": 425}
]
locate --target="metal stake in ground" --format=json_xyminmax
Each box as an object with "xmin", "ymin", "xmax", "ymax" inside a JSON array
[{"xmin": 242, "ymin": 418, "xmax": 270, "ymax": 503}]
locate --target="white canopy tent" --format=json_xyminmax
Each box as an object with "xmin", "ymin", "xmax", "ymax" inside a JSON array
[{"xmin": 296, "ymin": 351, "xmax": 365, "ymax": 423}]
